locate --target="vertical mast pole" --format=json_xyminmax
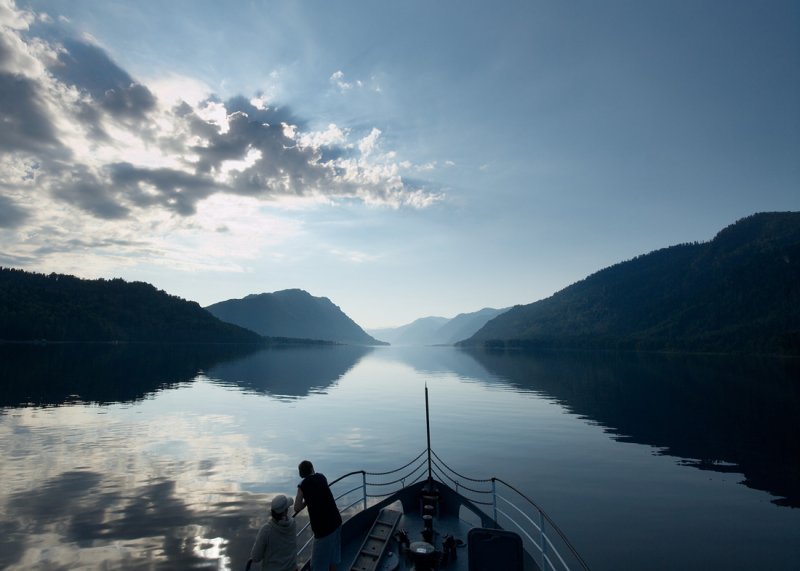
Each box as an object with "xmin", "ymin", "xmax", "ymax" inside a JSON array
[{"xmin": 425, "ymin": 384, "xmax": 432, "ymax": 480}]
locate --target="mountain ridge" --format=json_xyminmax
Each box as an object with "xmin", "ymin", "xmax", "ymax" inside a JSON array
[
  {"xmin": 460, "ymin": 212, "xmax": 800, "ymax": 355},
  {"xmin": 0, "ymin": 268, "xmax": 263, "ymax": 343},
  {"xmin": 206, "ymin": 289, "xmax": 387, "ymax": 346}
]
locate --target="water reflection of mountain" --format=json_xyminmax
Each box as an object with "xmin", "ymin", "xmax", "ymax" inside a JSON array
[
  {"xmin": 0, "ymin": 343, "xmax": 261, "ymax": 407},
  {"xmin": 465, "ymin": 348, "xmax": 800, "ymax": 507},
  {"xmin": 370, "ymin": 346, "xmax": 493, "ymax": 380},
  {"xmin": 206, "ymin": 345, "xmax": 372, "ymax": 398}
]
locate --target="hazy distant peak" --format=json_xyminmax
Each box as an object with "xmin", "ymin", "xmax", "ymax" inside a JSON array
[{"xmin": 367, "ymin": 307, "xmax": 509, "ymax": 346}]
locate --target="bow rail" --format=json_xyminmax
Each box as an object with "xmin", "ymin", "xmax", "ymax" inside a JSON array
[{"xmin": 293, "ymin": 448, "xmax": 590, "ymax": 571}]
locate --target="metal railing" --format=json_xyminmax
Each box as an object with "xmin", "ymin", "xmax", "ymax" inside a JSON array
[{"xmin": 293, "ymin": 449, "xmax": 589, "ymax": 571}]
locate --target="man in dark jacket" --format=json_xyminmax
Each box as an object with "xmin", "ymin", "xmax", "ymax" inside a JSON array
[{"xmin": 294, "ymin": 460, "xmax": 342, "ymax": 571}]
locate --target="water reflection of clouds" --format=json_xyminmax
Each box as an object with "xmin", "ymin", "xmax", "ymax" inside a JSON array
[
  {"xmin": 325, "ymin": 426, "xmax": 369, "ymax": 449},
  {"xmin": 6, "ymin": 474, "xmax": 251, "ymax": 570},
  {"xmin": 0, "ymin": 383, "xmax": 297, "ymax": 570}
]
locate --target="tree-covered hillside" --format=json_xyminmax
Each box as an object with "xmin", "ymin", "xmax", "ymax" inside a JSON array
[
  {"xmin": 461, "ymin": 212, "xmax": 800, "ymax": 355},
  {"xmin": 206, "ymin": 289, "xmax": 387, "ymax": 346},
  {"xmin": 0, "ymin": 268, "xmax": 263, "ymax": 343}
]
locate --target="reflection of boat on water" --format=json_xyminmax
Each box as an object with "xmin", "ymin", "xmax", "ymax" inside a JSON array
[{"xmin": 291, "ymin": 388, "xmax": 590, "ymax": 571}]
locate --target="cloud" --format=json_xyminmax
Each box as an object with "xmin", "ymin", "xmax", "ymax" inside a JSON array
[
  {"xmin": 0, "ymin": 72, "xmax": 60, "ymax": 152},
  {"xmin": 49, "ymin": 164, "xmax": 131, "ymax": 219},
  {"xmin": 100, "ymin": 82, "xmax": 157, "ymax": 121},
  {"xmin": 328, "ymin": 248, "xmax": 381, "ymax": 264},
  {"xmin": 50, "ymin": 38, "xmax": 136, "ymax": 100},
  {"xmin": 358, "ymin": 128, "xmax": 381, "ymax": 157},
  {"xmin": 330, "ymin": 70, "xmax": 352, "ymax": 91},
  {"xmin": 0, "ymin": 194, "xmax": 28, "ymax": 228},
  {"xmin": 329, "ymin": 69, "xmax": 369, "ymax": 93},
  {"xmin": 32, "ymin": 235, "xmax": 146, "ymax": 257},
  {"xmin": 109, "ymin": 162, "xmax": 216, "ymax": 216},
  {"xmin": 0, "ymin": 0, "xmax": 443, "ymax": 277}
]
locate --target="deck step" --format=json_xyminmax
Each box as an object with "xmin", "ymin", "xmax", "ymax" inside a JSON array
[{"xmin": 349, "ymin": 508, "xmax": 402, "ymax": 571}]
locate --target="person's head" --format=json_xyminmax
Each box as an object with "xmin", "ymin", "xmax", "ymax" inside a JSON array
[
  {"xmin": 298, "ymin": 460, "xmax": 314, "ymax": 478},
  {"xmin": 270, "ymin": 494, "xmax": 290, "ymax": 521}
]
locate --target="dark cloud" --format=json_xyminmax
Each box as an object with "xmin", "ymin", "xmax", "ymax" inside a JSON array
[
  {"xmin": 33, "ymin": 236, "xmax": 145, "ymax": 257},
  {"xmin": 225, "ymin": 95, "xmax": 306, "ymax": 130},
  {"xmin": 49, "ymin": 166, "xmax": 130, "ymax": 220},
  {"xmin": 0, "ymin": 72, "xmax": 60, "ymax": 153},
  {"xmin": 0, "ymin": 194, "xmax": 29, "ymax": 228},
  {"xmin": 49, "ymin": 39, "xmax": 156, "ymax": 124},
  {"xmin": 101, "ymin": 82, "xmax": 156, "ymax": 121},
  {"xmin": 190, "ymin": 111, "xmax": 265, "ymax": 173},
  {"xmin": 0, "ymin": 251, "xmax": 35, "ymax": 266},
  {"xmin": 110, "ymin": 162, "xmax": 216, "ymax": 216},
  {"xmin": 73, "ymin": 99, "xmax": 108, "ymax": 140},
  {"xmin": 189, "ymin": 108, "xmax": 327, "ymax": 197},
  {"xmin": 51, "ymin": 39, "xmax": 135, "ymax": 100},
  {"xmin": 317, "ymin": 145, "xmax": 352, "ymax": 162}
]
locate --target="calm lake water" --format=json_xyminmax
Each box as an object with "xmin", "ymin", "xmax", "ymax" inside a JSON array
[{"xmin": 1, "ymin": 344, "xmax": 798, "ymax": 570}]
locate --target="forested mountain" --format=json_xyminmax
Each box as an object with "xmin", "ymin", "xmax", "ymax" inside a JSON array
[
  {"xmin": 461, "ymin": 212, "xmax": 800, "ymax": 355},
  {"xmin": 0, "ymin": 268, "xmax": 262, "ymax": 343},
  {"xmin": 206, "ymin": 289, "xmax": 387, "ymax": 346},
  {"xmin": 369, "ymin": 307, "xmax": 508, "ymax": 345}
]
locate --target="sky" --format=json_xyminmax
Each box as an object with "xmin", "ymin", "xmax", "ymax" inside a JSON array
[{"xmin": 1, "ymin": 0, "xmax": 798, "ymax": 328}]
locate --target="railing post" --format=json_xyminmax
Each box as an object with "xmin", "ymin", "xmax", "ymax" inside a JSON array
[
  {"xmin": 425, "ymin": 385, "xmax": 432, "ymax": 481},
  {"xmin": 540, "ymin": 510, "xmax": 547, "ymax": 571},
  {"xmin": 362, "ymin": 471, "xmax": 367, "ymax": 511},
  {"xmin": 492, "ymin": 478, "xmax": 498, "ymax": 527}
]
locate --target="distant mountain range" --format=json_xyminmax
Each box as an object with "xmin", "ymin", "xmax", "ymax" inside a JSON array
[
  {"xmin": 0, "ymin": 268, "xmax": 262, "ymax": 343},
  {"xmin": 368, "ymin": 307, "xmax": 508, "ymax": 346},
  {"xmin": 461, "ymin": 212, "xmax": 800, "ymax": 355},
  {"xmin": 206, "ymin": 289, "xmax": 387, "ymax": 346},
  {"xmin": 3, "ymin": 211, "xmax": 796, "ymax": 354}
]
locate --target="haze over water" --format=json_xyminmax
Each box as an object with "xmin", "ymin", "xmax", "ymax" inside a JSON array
[{"xmin": 1, "ymin": 344, "xmax": 798, "ymax": 570}]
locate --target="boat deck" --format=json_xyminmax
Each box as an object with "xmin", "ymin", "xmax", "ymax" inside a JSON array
[
  {"xmin": 295, "ymin": 395, "xmax": 586, "ymax": 571},
  {"xmin": 328, "ymin": 483, "xmax": 540, "ymax": 571},
  {"xmin": 340, "ymin": 503, "xmax": 477, "ymax": 571},
  {"xmin": 293, "ymin": 472, "xmax": 589, "ymax": 571}
]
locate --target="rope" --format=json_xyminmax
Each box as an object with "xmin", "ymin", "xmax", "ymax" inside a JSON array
[
  {"xmin": 430, "ymin": 465, "xmax": 493, "ymax": 500},
  {"xmin": 431, "ymin": 449, "xmax": 493, "ymax": 483},
  {"xmin": 364, "ymin": 449, "xmax": 427, "ymax": 476},
  {"xmin": 366, "ymin": 460, "xmax": 427, "ymax": 487},
  {"xmin": 366, "ymin": 471, "xmax": 426, "ymax": 498}
]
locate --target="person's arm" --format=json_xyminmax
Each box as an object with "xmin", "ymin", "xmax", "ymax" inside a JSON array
[
  {"xmin": 294, "ymin": 487, "xmax": 305, "ymax": 514},
  {"xmin": 250, "ymin": 525, "xmax": 269, "ymax": 563}
]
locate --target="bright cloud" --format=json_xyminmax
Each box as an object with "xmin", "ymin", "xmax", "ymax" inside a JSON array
[
  {"xmin": 330, "ymin": 70, "xmax": 352, "ymax": 91},
  {"xmin": 329, "ymin": 69, "xmax": 367, "ymax": 93},
  {"xmin": 146, "ymin": 73, "xmax": 212, "ymax": 107},
  {"xmin": 0, "ymin": 0, "xmax": 443, "ymax": 278}
]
